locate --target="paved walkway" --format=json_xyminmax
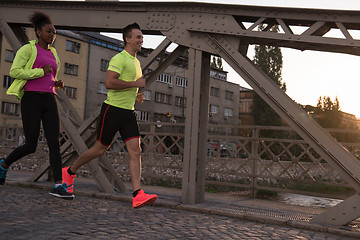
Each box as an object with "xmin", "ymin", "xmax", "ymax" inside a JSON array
[{"xmin": 1, "ymin": 171, "xmax": 360, "ymax": 239}]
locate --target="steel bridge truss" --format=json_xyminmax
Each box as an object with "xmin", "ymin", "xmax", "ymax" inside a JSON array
[{"xmin": 1, "ymin": 0, "xmax": 360, "ymax": 226}]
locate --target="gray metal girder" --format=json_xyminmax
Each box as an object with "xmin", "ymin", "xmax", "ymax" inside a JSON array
[
  {"xmin": 182, "ymin": 49, "xmax": 210, "ymax": 204},
  {"xmin": 1, "ymin": 0, "xmax": 360, "ymax": 225},
  {"xmin": 0, "ymin": 1, "xmax": 360, "ymax": 55},
  {"xmin": 201, "ymin": 33, "xmax": 360, "ymax": 225},
  {"xmin": 311, "ymin": 193, "xmax": 360, "ymax": 225}
]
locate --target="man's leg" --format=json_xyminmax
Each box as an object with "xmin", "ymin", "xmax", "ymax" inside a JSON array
[
  {"xmin": 70, "ymin": 141, "xmax": 108, "ymax": 173},
  {"xmin": 126, "ymin": 137, "xmax": 158, "ymax": 208},
  {"xmin": 62, "ymin": 141, "xmax": 108, "ymax": 193},
  {"xmin": 125, "ymin": 137, "xmax": 142, "ymax": 191}
]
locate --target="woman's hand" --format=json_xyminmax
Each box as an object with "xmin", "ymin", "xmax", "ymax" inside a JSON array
[
  {"xmin": 136, "ymin": 92, "xmax": 145, "ymax": 103},
  {"xmin": 55, "ymin": 80, "xmax": 64, "ymax": 89},
  {"xmin": 42, "ymin": 64, "xmax": 53, "ymax": 75}
]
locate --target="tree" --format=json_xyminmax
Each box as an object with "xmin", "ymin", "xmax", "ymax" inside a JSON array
[
  {"xmin": 311, "ymin": 96, "xmax": 360, "ymax": 142},
  {"xmin": 313, "ymin": 96, "xmax": 342, "ymax": 128},
  {"xmin": 210, "ymin": 56, "xmax": 223, "ymax": 70},
  {"xmin": 251, "ymin": 24, "xmax": 286, "ymax": 126}
]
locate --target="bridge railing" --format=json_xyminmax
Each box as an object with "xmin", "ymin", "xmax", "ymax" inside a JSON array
[{"xmin": 1, "ymin": 122, "xmax": 359, "ymax": 198}]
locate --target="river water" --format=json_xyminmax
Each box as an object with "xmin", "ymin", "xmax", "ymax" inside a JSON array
[{"xmin": 279, "ymin": 192, "xmax": 343, "ymax": 208}]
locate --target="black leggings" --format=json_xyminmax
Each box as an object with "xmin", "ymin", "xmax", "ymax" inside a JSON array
[{"xmin": 5, "ymin": 91, "xmax": 62, "ymax": 183}]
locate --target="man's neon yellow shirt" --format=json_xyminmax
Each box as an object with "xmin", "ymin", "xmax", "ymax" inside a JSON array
[{"xmin": 104, "ymin": 50, "xmax": 142, "ymax": 110}]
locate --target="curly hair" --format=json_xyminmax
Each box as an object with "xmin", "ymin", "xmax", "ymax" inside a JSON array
[{"xmin": 29, "ymin": 11, "xmax": 53, "ymax": 38}]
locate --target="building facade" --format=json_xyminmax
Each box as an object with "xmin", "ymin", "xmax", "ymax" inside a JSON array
[
  {"xmin": 1, "ymin": 29, "xmax": 243, "ymax": 129},
  {"xmin": 0, "ymin": 29, "xmax": 88, "ymax": 126},
  {"xmin": 239, "ymin": 86, "xmax": 254, "ymax": 125}
]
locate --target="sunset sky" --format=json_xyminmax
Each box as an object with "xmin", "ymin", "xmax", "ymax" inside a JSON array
[{"xmin": 104, "ymin": 0, "xmax": 360, "ymax": 118}]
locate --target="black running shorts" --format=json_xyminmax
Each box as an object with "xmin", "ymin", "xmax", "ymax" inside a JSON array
[{"xmin": 96, "ymin": 103, "xmax": 140, "ymax": 146}]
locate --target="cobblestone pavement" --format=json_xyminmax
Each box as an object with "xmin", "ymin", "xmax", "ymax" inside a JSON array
[{"xmin": 0, "ymin": 185, "xmax": 358, "ymax": 240}]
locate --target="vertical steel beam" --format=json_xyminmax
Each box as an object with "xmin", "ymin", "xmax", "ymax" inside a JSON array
[
  {"xmin": 203, "ymin": 33, "xmax": 360, "ymax": 224},
  {"xmin": 182, "ymin": 48, "xmax": 208, "ymax": 204},
  {"xmin": 196, "ymin": 52, "xmax": 211, "ymax": 203}
]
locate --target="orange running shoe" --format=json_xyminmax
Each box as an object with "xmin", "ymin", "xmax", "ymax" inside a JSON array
[
  {"xmin": 132, "ymin": 189, "xmax": 158, "ymax": 208},
  {"xmin": 62, "ymin": 167, "xmax": 76, "ymax": 193}
]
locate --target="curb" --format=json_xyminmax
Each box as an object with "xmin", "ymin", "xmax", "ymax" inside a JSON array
[{"xmin": 6, "ymin": 180, "xmax": 360, "ymax": 239}]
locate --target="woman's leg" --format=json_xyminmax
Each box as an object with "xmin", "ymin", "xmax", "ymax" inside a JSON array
[
  {"xmin": 4, "ymin": 93, "xmax": 41, "ymax": 167},
  {"xmin": 42, "ymin": 94, "xmax": 62, "ymax": 183}
]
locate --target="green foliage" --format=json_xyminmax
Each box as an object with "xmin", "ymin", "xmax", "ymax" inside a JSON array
[
  {"xmin": 308, "ymin": 96, "xmax": 360, "ymax": 142},
  {"xmin": 256, "ymin": 189, "xmax": 278, "ymax": 199},
  {"xmin": 289, "ymin": 183, "xmax": 355, "ymax": 197},
  {"xmin": 251, "ymin": 24, "xmax": 286, "ymax": 127},
  {"xmin": 210, "ymin": 56, "xmax": 223, "ymax": 70},
  {"xmin": 313, "ymin": 96, "xmax": 342, "ymax": 128}
]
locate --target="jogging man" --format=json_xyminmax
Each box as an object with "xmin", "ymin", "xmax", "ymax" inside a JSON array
[{"xmin": 62, "ymin": 23, "xmax": 157, "ymax": 208}]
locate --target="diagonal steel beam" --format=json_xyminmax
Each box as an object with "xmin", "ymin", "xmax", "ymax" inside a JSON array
[
  {"xmin": 144, "ymin": 44, "xmax": 187, "ymax": 88},
  {"xmin": 0, "ymin": 23, "xmax": 127, "ymax": 192},
  {"xmin": 0, "ymin": 11, "xmax": 21, "ymax": 51},
  {"xmin": 141, "ymin": 37, "xmax": 172, "ymax": 70},
  {"xmin": 311, "ymin": 193, "xmax": 360, "ymax": 225},
  {"xmin": 202, "ymin": 32, "xmax": 360, "ymax": 224}
]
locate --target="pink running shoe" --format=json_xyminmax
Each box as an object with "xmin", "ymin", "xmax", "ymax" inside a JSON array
[
  {"xmin": 132, "ymin": 189, "xmax": 158, "ymax": 208},
  {"xmin": 62, "ymin": 167, "xmax": 76, "ymax": 193}
]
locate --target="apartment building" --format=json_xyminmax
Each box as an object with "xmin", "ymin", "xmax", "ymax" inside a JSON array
[
  {"xmin": 1, "ymin": 29, "xmax": 242, "ymax": 128},
  {"xmin": 0, "ymin": 32, "xmax": 18, "ymax": 126},
  {"xmin": 0, "ymin": 29, "xmax": 88, "ymax": 126},
  {"xmin": 74, "ymin": 31, "xmax": 241, "ymax": 126},
  {"xmin": 239, "ymin": 86, "xmax": 254, "ymax": 125}
]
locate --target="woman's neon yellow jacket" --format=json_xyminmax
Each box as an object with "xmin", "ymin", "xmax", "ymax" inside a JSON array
[{"xmin": 6, "ymin": 40, "xmax": 60, "ymax": 99}]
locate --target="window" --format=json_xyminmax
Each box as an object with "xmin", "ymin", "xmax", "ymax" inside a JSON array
[
  {"xmin": 143, "ymin": 90, "xmax": 151, "ymax": 101},
  {"xmin": 98, "ymin": 82, "xmax": 107, "ymax": 94},
  {"xmin": 66, "ymin": 40, "xmax": 81, "ymax": 53},
  {"xmin": 3, "ymin": 75, "xmax": 14, "ymax": 88},
  {"xmin": 156, "ymin": 73, "xmax": 172, "ymax": 84},
  {"xmin": 64, "ymin": 63, "xmax": 79, "ymax": 75},
  {"xmin": 135, "ymin": 111, "xmax": 149, "ymax": 121},
  {"xmin": 210, "ymin": 87, "xmax": 219, "ymax": 97},
  {"xmin": 210, "ymin": 104, "xmax": 219, "ymax": 115},
  {"xmin": 64, "ymin": 86, "xmax": 77, "ymax": 99},
  {"xmin": 218, "ymin": 72, "xmax": 226, "ymax": 80},
  {"xmin": 210, "ymin": 70, "xmax": 227, "ymax": 80},
  {"xmin": 175, "ymin": 96, "xmax": 186, "ymax": 107},
  {"xmin": 155, "ymin": 92, "xmax": 171, "ymax": 104},
  {"xmin": 224, "ymin": 108, "xmax": 233, "ymax": 117},
  {"xmin": 5, "ymin": 50, "xmax": 15, "ymax": 62},
  {"xmin": 175, "ymin": 76, "xmax": 187, "ymax": 88},
  {"xmin": 100, "ymin": 59, "xmax": 109, "ymax": 72},
  {"xmin": 5, "ymin": 128, "xmax": 16, "ymax": 141},
  {"xmin": 1, "ymin": 102, "xmax": 19, "ymax": 115},
  {"xmin": 225, "ymin": 90, "xmax": 234, "ymax": 100},
  {"xmin": 90, "ymin": 39, "xmax": 123, "ymax": 52}
]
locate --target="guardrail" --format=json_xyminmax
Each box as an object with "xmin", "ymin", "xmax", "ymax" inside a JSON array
[{"xmin": 1, "ymin": 122, "xmax": 359, "ymax": 199}]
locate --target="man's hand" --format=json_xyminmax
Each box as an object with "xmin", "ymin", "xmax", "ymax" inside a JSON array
[
  {"xmin": 55, "ymin": 80, "xmax": 64, "ymax": 89},
  {"xmin": 136, "ymin": 92, "xmax": 145, "ymax": 103},
  {"xmin": 135, "ymin": 75, "xmax": 146, "ymax": 88},
  {"xmin": 42, "ymin": 64, "xmax": 53, "ymax": 75}
]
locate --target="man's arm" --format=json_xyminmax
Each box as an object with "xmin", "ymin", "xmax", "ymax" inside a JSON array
[{"xmin": 105, "ymin": 70, "xmax": 145, "ymax": 89}]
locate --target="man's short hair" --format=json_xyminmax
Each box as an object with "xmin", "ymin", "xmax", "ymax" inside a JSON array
[{"xmin": 123, "ymin": 23, "xmax": 141, "ymax": 45}]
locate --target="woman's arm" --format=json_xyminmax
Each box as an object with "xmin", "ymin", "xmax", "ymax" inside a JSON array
[{"xmin": 9, "ymin": 45, "xmax": 44, "ymax": 80}]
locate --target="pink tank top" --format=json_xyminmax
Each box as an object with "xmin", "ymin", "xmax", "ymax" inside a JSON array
[{"xmin": 24, "ymin": 44, "xmax": 58, "ymax": 94}]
